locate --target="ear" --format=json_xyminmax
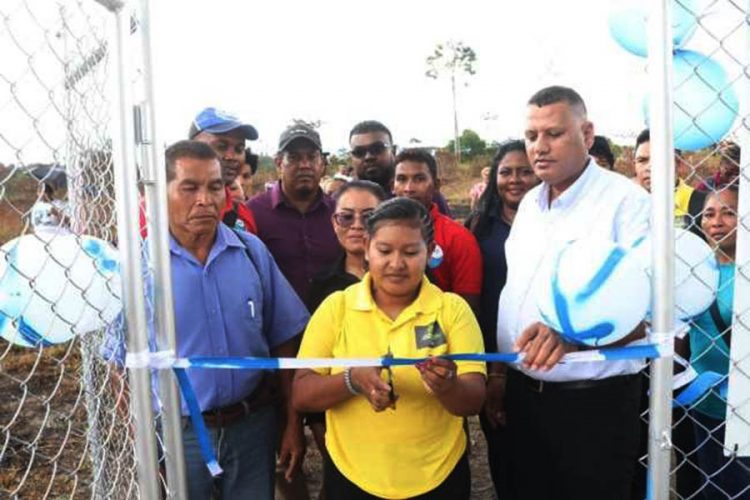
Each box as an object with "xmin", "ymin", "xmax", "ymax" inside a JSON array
[
  {"xmin": 274, "ymin": 155, "xmax": 283, "ymax": 173},
  {"xmin": 434, "ymin": 177, "xmax": 441, "ymax": 190},
  {"xmin": 582, "ymin": 121, "xmax": 595, "ymax": 150},
  {"xmin": 426, "ymin": 241, "xmax": 436, "ymax": 258}
]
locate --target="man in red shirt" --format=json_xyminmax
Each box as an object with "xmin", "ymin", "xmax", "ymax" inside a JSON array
[
  {"xmin": 189, "ymin": 107, "xmax": 259, "ymax": 233},
  {"xmin": 392, "ymin": 148, "xmax": 482, "ymax": 312}
]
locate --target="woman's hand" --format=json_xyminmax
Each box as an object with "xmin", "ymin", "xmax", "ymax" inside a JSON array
[
  {"xmin": 350, "ymin": 367, "xmax": 396, "ymax": 412},
  {"xmin": 416, "ymin": 357, "xmax": 458, "ymax": 395},
  {"xmin": 484, "ymin": 376, "xmax": 507, "ymax": 429}
]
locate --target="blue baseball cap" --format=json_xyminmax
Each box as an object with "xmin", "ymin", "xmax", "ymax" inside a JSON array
[{"xmin": 188, "ymin": 107, "xmax": 258, "ymax": 140}]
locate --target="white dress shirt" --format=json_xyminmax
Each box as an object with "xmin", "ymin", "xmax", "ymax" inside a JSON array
[{"xmin": 497, "ymin": 159, "xmax": 651, "ymax": 381}]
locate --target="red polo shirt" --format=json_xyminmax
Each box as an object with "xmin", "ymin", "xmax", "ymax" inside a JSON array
[
  {"xmin": 221, "ymin": 186, "xmax": 257, "ymax": 234},
  {"xmin": 430, "ymin": 203, "xmax": 482, "ymax": 296}
]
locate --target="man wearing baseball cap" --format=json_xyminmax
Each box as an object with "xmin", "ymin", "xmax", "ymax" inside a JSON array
[
  {"xmin": 190, "ymin": 107, "xmax": 259, "ymax": 234},
  {"xmin": 248, "ymin": 123, "xmax": 339, "ymax": 306}
]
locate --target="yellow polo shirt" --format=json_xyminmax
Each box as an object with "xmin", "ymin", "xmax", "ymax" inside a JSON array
[
  {"xmin": 674, "ymin": 178, "xmax": 694, "ymax": 219},
  {"xmin": 297, "ymin": 274, "xmax": 485, "ymax": 499}
]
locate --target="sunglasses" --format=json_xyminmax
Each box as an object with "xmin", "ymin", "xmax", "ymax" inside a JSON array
[
  {"xmin": 350, "ymin": 141, "xmax": 390, "ymax": 159},
  {"xmin": 333, "ymin": 210, "xmax": 373, "ymax": 228}
]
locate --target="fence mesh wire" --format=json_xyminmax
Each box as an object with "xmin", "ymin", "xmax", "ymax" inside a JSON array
[
  {"xmin": 2, "ymin": 1, "xmax": 750, "ymax": 499},
  {"xmin": 0, "ymin": 0, "xmax": 149, "ymax": 497}
]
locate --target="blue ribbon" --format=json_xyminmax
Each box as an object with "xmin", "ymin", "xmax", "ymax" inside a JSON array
[
  {"xmin": 173, "ymin": 368, "xmax": 222, "ymax": 476},
  {"xmin": 673, "ymin": 370, "xmax": 728, "ymax": 408}
]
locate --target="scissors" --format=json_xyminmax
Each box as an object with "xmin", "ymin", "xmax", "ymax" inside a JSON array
[{"xmin": 384, "ymin": 346, "xmax": 398, "ymax": 410}]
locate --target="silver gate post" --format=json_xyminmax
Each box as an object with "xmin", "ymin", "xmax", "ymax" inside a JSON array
[
  {"xmin": 103, "ymin": 1, "xmax": 161, "ymax": 498},
  {"xmin": 135, "ymin": 0, "xmax": 188, "ymax": 497},
  {"xmin": 647, "ymin": 1, "xmax": 676, "ymax": 499}
]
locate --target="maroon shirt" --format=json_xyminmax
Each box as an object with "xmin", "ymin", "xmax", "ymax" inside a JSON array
[{"xmin": 247, "ymin": 181, "xmax": 340, "ymax": 305}]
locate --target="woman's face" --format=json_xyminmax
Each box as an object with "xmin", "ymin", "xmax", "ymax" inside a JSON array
[
  {"xmin": 701, "ymin": 189, "xmax": 738, "ymax": 261},
  {"xmin": 366, "ymin": 221, "xmax": 429, "ymax": 301},
  {"xmin": 332, "ymin": 189, "xmax": 380, "ymax": 255},
  {"xmin": 496, "ymin": 150, "xmax": 537, "ymax": 210}
]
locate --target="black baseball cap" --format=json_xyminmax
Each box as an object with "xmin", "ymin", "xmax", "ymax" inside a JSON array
[{"xmin": 278, "ymin": 124, "xmax": 322, "ymax": 152}]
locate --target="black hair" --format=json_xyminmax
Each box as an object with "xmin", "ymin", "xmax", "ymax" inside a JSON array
[
  {"xmin": 333, "ymin": 179, "xmax": 387, "ymax": 203},
  {"xmin": 244, "ymin": 148, "xmax": 259, "ymax": 175},
  {"xmin": 468, "ymin": 140, "xmax": 527, "ymax": 239},
  {"xmin": 393, "ymin": 148, "xmax": 438, "ymax": 181},
  {"xmin": 165, "ymin": 140, "xmax": 218, "ymax": 182},
  {"xmin": 635, "ymin": 129, "xmax": 650, "ymax": 150},
  {"xmin": 349, "ymin": 120, "xmax": 393, "ymax": 143},
  {"xmin": 527, "ymin": 85, "xmax": 587, "ymax": 114},
  {"xmin": 366, "ymin": 197, "xmax": 434, "ymax": 247},
  {"xmin": 589, "ymin": 136, "xmax": 615, "ymax": 169}
]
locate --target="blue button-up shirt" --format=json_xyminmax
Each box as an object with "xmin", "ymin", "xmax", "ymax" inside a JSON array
[{"xmin": 102, "ymin": 223, "xmax": 309, "ymax": 414}]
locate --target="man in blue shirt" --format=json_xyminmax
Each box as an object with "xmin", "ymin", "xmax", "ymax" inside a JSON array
[{"xmin": 104, "ymin": 140, "xmax": 309, "ymax": 498}]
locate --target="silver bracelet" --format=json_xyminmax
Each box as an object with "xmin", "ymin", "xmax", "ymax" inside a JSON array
[{"xmin": 344, "ymin": 367, "xmax": 360, "ymax": 395}]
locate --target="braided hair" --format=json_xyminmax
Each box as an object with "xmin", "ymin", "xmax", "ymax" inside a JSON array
[{"xmin": 365, "ymin": 197, "xmax": 434, "ymax": 247}]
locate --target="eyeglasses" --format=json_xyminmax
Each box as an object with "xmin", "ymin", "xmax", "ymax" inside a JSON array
[
  {"xmin": 350, "ymin": 141, "xmax": 390, "ymax": 159},
  {"xmin": 332, "ymin": 210, "xmax": 373, "ymax": 228}
]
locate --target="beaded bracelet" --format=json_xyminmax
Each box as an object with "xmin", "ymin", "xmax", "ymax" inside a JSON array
[{"xmin": 344, "ymin": 367, "xmax": 360, "ymax": 395}]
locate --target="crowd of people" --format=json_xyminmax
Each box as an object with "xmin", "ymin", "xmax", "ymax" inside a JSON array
[{"xmin": 100, "ymin": 85, "xmax": 747, "ymax": 500}]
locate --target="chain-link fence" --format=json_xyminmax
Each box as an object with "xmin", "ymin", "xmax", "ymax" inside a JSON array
[
  {"xmin": 631, "ymin": 1, "xmax": 750, "ymax": 499},
  {"xmin": 0, "ymin": 0, "xmax": 150, "ymax": 497}
]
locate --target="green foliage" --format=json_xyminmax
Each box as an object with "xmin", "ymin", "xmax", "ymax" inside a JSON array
[
  {"xmin": 425, "ymin": 41, "xmax": 477, "ymax": 79},
  {"xmin": 446, "ymin": 129, "xmax": 487, "ymax": 159}
]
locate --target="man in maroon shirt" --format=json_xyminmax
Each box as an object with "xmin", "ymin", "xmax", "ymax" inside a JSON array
[
  {"xmin": 189, "ymin": 107, "xmax": 259, "ymax": 233},
  {"xmin": 248, "ymin": 124, "xmax": 339, "ymax": 305}
]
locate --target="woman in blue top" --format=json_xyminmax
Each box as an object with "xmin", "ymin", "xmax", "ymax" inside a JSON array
[
  {"xmin": 465, "ymin": 140, "xmax": 538, "ymax": 498},
  {"xmin": 689, "ymin": 185, "xmax": 749, "ymax": 498}
]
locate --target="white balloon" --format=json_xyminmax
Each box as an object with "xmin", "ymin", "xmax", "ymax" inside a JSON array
[
  {"xmin": 536, "ymin": 238, "xmax": 651, "ymax": 347},
  {"xmin": 630, "ymin": 228, "xmax": 719, "ymax": 320},
  {"xmin": 0, "ymin": 233, "xmax": 122, "ymax": 347}
]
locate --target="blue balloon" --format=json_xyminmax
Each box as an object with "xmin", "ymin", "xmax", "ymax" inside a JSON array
[
  {"xmin": 609, "ymin": 0, "xmax": 700, "ymax": 57},
  {"xmin": 643, "ymin": 50, "xmax": 739, "ymax": 151}
]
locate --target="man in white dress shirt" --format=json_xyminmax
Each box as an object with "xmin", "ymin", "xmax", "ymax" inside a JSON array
[{"xmin": 495, "ymin": 86, "xmax": 650, "ymax": 500}]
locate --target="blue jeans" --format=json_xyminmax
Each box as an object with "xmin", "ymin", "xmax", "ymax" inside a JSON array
[
  {"xmin": 183, "ymin": 404, "xmax": 277, "ymax": 500},
  {"xmin": 691, "ymin": 410, "xmax": 750, "ymax": 499}
]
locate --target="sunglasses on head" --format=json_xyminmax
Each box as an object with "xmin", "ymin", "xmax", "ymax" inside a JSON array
[
  {"xmin": 332, "ymin": 210, "xmax": 373, "ymax": 228},
  {"xmin": 350, "ymin": 141, "xmax": 390, "ymax": 159}
]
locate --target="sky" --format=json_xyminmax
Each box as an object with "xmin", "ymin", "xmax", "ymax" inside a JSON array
[{"xmin": 0, "ymin": 0, "xmax": 746, "ymax": 163}]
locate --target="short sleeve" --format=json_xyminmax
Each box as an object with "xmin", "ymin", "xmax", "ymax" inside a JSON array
[
  {"xmin": 297, "ymin": 292, "xmax": 343, "ymax": 375},
  {"xmin": 443, "ymin": 293, "xmax": 486, "ymax": 376},
  {"xmin": 447, "ymin": 227, "xmax": 483, "ymax": 295}
]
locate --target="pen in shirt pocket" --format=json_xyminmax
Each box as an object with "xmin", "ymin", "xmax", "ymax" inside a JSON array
[{"xmin": 247, "ymin": 299, "xmax": 255, "ymax": 318}]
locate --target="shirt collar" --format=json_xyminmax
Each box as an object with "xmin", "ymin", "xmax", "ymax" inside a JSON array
[
  {"xmin": 351, "ymin": 273, "xmax": 442, "ymax": 317},
  {"xmin": 169, "ymin": 223, "xmax": 245, "ymax": 265},
  {"xmin": 270, "ymin": 180, "xmax": 328, "ymax": 212},
  {"xmin": 535, "ymin": 156, "xmax": 597, "ymax": 212}
]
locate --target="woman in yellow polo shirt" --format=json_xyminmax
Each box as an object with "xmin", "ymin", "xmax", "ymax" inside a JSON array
[{"xmin": 293, "ymin": 197, "xmax": 486, "ymax": 500}]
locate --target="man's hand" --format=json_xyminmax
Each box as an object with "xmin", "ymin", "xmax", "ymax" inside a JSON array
[
  {"xmin": 277, "ymin": 414, "xmax": 305, "ymax": 482},
  {"xmin": 514, "ymin": 322, "xmax": 577, "ymax": 371},
  {"xmin": 350, "ymin": 367, "xmax": 396, "ymax": 412},
  {"xmin": 484, "ymin": 376, "xmax": 507, "ymax": 429}
]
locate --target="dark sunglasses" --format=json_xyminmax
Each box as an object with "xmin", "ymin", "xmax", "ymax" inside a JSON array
[
  {"xmin": 350, "ymin": 141, "xmax": 390, "ymax": 159},
  {"xmin": 332, "ymin": 210, "xmax": 373, "ymax": 228}
]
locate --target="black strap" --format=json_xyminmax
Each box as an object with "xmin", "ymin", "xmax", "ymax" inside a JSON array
[
  {"xmin": 708, "ymin": 300, "xmax": 732, "ymax": 347},
  {"xmin": 222, "ymin": 201, "xmax": 239, "ymax": 228},
  {"xmin": 231, "ymin": 227, "xmax": 260, "ymax": 277}
]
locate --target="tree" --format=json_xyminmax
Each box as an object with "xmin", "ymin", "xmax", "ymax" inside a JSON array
[
  {"xmin": 446, "ymin": 129, "xmax": 487, "ymax": 160},
  {"xmin": 425, "ymin": 40, "xmax": 477, "ymax": 162}
]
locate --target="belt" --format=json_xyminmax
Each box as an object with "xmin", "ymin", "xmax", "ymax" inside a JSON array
[
  {"xmin": 509, "ymin": 369, "xmax": 638, "ymax": 394},
  {"xmin": 188, "ymin": 374, "xmax": 278, "ymax": 428}
]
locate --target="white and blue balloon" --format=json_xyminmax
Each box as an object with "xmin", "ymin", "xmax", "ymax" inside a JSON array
[
  {"xmin": 609, "ymin": 0, "xmax": 738, "ymax": 151},
  {"xmin": 0, "ymin": 234, "xmax": 122, "ymax": 347},
  {"xmin": 537, "ymin": 232, "xmax": 718, "ymax": 347}
]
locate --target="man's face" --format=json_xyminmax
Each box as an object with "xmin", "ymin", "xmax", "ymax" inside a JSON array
[
  {"xmin": 193, "ymin": 130, "xmax": 246, "ymax": 184},
  {"xmin": 524, "ymin": 101, "xmax": 594, "ymax": 191},
  {"xmin": 634, "ymin": 141, "xmax": 652, "ymax": 191},
  {"xmin": 167, "ymin": 156, "xmax": 225, "ymax": 238},
  {"xmin": 238, "ymin": 163, "xmax": 253, "ymax": 198},
  {"xmin": 275, "ymin": 139, "xmax": 325, "ymax": 198},
  {"xmin": 349, "ymin": 131, "xmax": 395, "ymax": 190},
  {"xmin": 393, "ymin": 160, "xmax": 436, "ymax": 209}
]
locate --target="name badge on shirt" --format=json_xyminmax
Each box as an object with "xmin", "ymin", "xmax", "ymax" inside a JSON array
[{"xmin": 415, "ymin": 321, "xmax": 446, "ymax": 349}]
